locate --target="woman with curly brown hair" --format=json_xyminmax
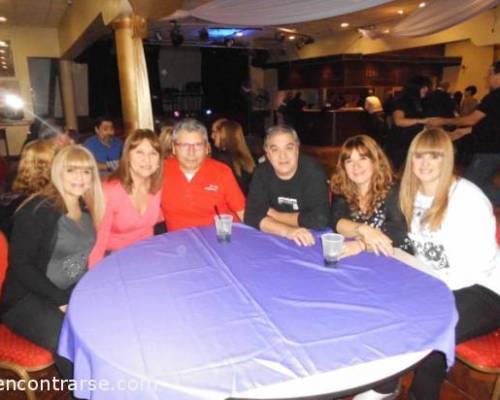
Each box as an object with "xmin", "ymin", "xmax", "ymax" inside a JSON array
[
  {"xmin": 330, "ymin": 134, "xmax": 409, "ymax": 259},
  {"xmin": 0, "ymin": 139, "xmax": 56, "ymax": 238}
]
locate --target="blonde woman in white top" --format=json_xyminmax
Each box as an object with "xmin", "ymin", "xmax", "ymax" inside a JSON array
[{"xmin": 399, "ymin": 127, "xmax": 500, "ymax": 400}]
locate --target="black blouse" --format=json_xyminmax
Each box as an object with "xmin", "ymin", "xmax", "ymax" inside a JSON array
[{"xmin": 331, "ymin": 185, "xmax": 411, "ymax": 251}]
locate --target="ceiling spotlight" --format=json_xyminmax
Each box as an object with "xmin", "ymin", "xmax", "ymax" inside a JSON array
[
  {"xmin": 224, "ymin": 38, "xmax": 235, "ymax": 48},
  {"xmin": 419, "ymin": 2, "xmax": 426, "ymax": 7},
  {"xmin": 154, "ymin": 31, "xmax": 163, "ymax": 41},
  {"xmin": 170, "ymin": 22, "xmax": 184, "ymax": 47},
  {"xmin": 340, "ymin": 22, "xmax": 349, "ymax": 28},
  {"xmin": 0, "ymin": 16, "xmax": 6, "ymax": 22},
  {"xmin": 288, "ymin": 35, "xmax": 296, "ymax": 41},
  {"xmin": 199, "ymin": 27, "xmax": 209, "ymax": 42},
  {"xmin": 397, "ymin": 9, "xmax": 404, "ymax": 15},
  {"xmin": 275, "ymin": 31, "xmax": 286, "ymax": 42}
]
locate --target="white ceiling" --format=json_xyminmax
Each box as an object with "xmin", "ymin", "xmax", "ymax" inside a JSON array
[{"xmin": 0, "ymin": 0, "xmax": 68, "ymax": 27}]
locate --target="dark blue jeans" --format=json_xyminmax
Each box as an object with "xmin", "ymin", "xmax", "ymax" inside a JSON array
[{"xmin": 464, "ymin": 153, "xmax": 500, "ymax": 206}]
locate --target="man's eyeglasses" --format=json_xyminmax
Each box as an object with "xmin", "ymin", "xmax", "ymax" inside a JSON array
[{"xmin": 174, "ymin": 142, "xmax": 206, "ymax": 151}]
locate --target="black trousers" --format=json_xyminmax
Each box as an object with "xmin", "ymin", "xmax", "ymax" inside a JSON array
[
  {"xmin": 2, "ymin": 293, "xmax": 73, "ymax": 379},
  {"xmin": 409, "ymin": 285, "xmax": 500, "ymax": 400}
]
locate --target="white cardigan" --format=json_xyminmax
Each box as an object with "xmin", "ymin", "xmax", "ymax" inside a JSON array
[{"xmin": 410, "ymin": 178, "xmax": 500, "ymax": 295}]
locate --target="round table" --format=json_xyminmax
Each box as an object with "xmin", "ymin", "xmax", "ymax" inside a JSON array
[{"xmin": 58, "ymin": 224, "xmax": 457, "ymax": 400}]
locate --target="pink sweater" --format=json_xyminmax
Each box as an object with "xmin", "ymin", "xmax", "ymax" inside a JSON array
[{"xmin": 89, "ymin": 180, "xmax": 162, "ymax": 267}]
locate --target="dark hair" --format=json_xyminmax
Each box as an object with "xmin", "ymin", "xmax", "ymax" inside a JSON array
[
  {"xmin": 404, "ymin": 75, "xmax": 431, "ymax": 98},
  {"xmin": 465, "ymin": 85, "xmax": 477, "ymax": 96},
  {"xmin": 94, "ymin": 116, "xmax": 114, "ymax": 130},
  {"xmin": 493, "ymin": 60, "xmax": 500, "ymax": 75},
  {"xmin": 38, "ymin": 119, "xmax": 64, "ymax": 140}
]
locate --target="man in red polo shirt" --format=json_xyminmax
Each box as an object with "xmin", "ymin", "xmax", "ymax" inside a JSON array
[{"xmin": 161, "ymin": 118, "xmax": 245, "ymax": 231}]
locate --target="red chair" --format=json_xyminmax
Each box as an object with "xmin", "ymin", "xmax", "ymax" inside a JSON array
[
  {"xmin": 455, "ymin": 330, "xmax": 500, "ymax": 400},
  {"xmin": 0, "ymin": 231, "xmax": 54, "ymax": 400},
  {"xmin": 453, "ymin": 224, "xmax": 500, "ymax": 400}
]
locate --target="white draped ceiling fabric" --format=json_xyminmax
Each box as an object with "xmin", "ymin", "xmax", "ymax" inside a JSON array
[
  {"xmin": 183, "ymin": 0, "xmax": 393, "ymax": 25},
  {"xmin": 389, "ymin": 0, "xmax": 500, "ymax": 37}
]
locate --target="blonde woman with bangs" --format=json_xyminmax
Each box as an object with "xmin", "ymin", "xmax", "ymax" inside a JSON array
[
  {"xmin": 399, "ymin": 128, "xmax": 500, "ymax": 400},
  {"xmin": 331, "ymin": 135, "xmax": 410, "ymax": 259},
  {"xmin": 0, "ymin": 139, "xmax": 56, "ymax": 238},
  {"xmin": 88, "ymin": 129, "xmax": 163, "ymax": 267},
  {"xmin": 1, "ymin": 145, "xmax": 104, "ymax": 380}
]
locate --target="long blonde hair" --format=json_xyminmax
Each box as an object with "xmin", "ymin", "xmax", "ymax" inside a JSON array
[
  {"xmin": 331, "ymin": 135, "xmax": 393, "ymax": 215},
  {"xmin": 40, "ymin": 145, "xmax": 105, "ymax": 227},
  {"xmin": 12, "ymin": 139, "xmax": 56, "ymax": 194},
  {"xmin": 218, "ymin": 120, "xmax": 255, "ymax": 176},
  {"xmin": 399, "ymin": 128, "xmax": 455, "ymax": 231}
]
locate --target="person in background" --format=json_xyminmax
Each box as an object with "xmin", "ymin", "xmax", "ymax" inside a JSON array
[
  {"xmin": 211, "ymin": 119, "xmax": 256, "ymax": 195},
  {"xmin": 453, "ymin": 91, "xmax": 463, "ymax": 114},
  {"xmin": 460, "ymin": 85, "xmax": 478, "ymax": 116},
  {"xmin": 84, "ymin": 116, "xmax": 123, "ymax": 175},
  {"xmin": 161, "ymin": 118, "xmax": 245, "ymax": 232},
  {"xmin": 364, "ymin": 89, "xmax": 385, "ymax": 144},
  {"xmin": 89, "ymin": 129, "xmax": 163, "ymax": 267},
  {"xmin": 424, "ymin": 81, "xmax": 457, "ymax": 118},
  {"xmin": 389, "ymin": 75, "xmax": 432, "ymax": 170},
  {"xmin": 38, "ymin": 120, "xmax": 74, "ymax": 150},
  {"xmin": 0, "ymin": 140, "xmax": 56, "ymax": 238},
  {"xmin": 0, "ymin": 145, "xmax": 104, "ymax": 380},
  {"xmin": 331, "ymin": 135, "xmax": 410, "ymax": 260},
  {"xmin": 245, "ymin": 125, "xmax": 330, "ymax": 246},
  {"xmin": 399, "ymin": 128, "xmax": 500, "ymax": 400},
  {"xmin": 428, "ymin": 61, "xmax": 500, "ymax": 206},
  {"xmin": 158, "ymin": 119, "xmax": 175, "ymax": 159}
]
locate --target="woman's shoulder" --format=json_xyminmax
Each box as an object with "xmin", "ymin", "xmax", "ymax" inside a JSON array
[
  {"xmin": 450, "ymin": 178, "xmax": 493, "ymax": 211},
  {"xmin": 15, "ymin": 195, "xmax": 60, "ymax": 221}
]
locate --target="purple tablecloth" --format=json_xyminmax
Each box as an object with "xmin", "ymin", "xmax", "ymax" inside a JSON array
[{"xmin": 58, "ymin": 224, "xmax": 457, "ymax": 399}]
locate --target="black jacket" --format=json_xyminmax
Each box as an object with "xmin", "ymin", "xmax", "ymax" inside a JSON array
[{"xmin": 1, "ymin": 196, "xmax": 73, "ymax": 315}]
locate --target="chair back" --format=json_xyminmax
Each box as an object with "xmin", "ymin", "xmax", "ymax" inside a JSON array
[{"xmin": 0, "ymin": 231, "xmax": 7, "ymax": 298}]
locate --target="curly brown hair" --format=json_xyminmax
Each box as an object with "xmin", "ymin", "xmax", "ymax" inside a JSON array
[
  {"xmin": 330, "ymin": 135, "xmax": 393, "ymax": 215},
  {"xmin": 12, "ymin": 139, "xmax": 56, "ymax": 194}
]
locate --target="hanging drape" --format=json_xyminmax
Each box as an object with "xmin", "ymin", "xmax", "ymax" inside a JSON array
[
  {"xmin": 169, "ymin": 0, "xmax": 393, "ymax": 26},
  {"xmin": 133, "ymin": 37, "xmax": 154, "ymax": 131},
  {"xmin": 391, "ymin": 0, "xmax": 500, "ymax": 37},
  {"xmin": 362, "ymin": 0, "xmax": 500, "ymax": 39}
]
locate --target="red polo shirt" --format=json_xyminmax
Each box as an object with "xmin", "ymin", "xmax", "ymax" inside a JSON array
[{"xmin": 161, "ymin": 157, "xmax": 246, "ymax": 231}]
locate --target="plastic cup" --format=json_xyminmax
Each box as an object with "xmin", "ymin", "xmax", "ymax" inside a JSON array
[
  {"xmin": 214, "ymin": 214, "xmax": 233, "ymax": 243},
  {"xmin": 321, "ymin": 233, "xmax": 344, "ymax": 267}
]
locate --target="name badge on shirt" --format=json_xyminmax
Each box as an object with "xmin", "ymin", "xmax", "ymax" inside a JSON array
[
  {"xmin": 204, "ymin": 184, "xmax": 219, "ymax": 192},
  {"xmin": 277, "ymin": 196, "xmax": 299, "ymax": 211}
]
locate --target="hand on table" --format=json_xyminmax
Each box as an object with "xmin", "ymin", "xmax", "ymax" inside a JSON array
[
  {"xmin": 357, "ymin": 225, "xmax": 394, "ymax": 256},
  {"xmin": 285, "ymin": 227, "xmax": 315, "ymax": 247},
  {"xmin": 339, "ymin": 240, "xmax": 365, "ymax": 259}
]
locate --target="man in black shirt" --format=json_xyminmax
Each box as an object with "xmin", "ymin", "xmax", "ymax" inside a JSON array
[
  {"xmin": 244, "ymin": 125, "xmax": 330, "ymax": 246},
  {"xmin": 429, "ymin": 61, "xmax": 500, "ymax": 206}
]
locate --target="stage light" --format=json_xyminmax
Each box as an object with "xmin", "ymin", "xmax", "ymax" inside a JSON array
[
  {"xmin": 205, "ymin": 109, "xmax": 212, "ymax": 115},
  {"xmin": 199, "ymin": 28, "xmax": 209, "ymax": 42},
  {"xmin": 154, "ymin": 31, "xmax": 163, "ymax": 41},
  {"xmin": 173, "ymin": 110, "xmax": 181, "ymax": 118},
  {"xmin": 224, "ymin": 38, "xmax": 235, "ymax": 48},
  {"xmin": 170, "ymin": 23, "xmax": 184, "ymax": 47}
]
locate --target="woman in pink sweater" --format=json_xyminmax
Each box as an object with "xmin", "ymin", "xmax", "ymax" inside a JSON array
[{"xmin": 89, "ymin": 129, "xmax": 163, "ymax": 267}]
